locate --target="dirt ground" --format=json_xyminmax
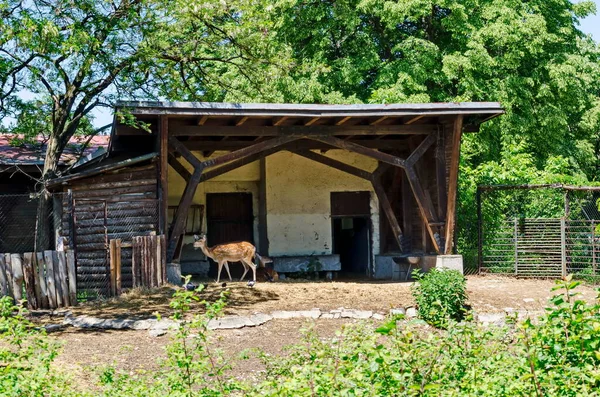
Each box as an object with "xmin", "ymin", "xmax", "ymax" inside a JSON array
[
  {"xmin": 47, "ymin": 276, "xmax": 599, "ymax": 386},
  {"xmin": 66, "ymin": 275, "xmax": 599, "ymax": 320}
]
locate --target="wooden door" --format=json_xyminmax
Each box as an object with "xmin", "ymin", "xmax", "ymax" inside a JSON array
[{"xmin": 206, "ymin": 193, "xmax": 254, "ymax": 278}]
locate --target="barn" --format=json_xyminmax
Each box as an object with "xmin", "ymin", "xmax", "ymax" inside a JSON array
[{"xmin": 47, "ymin": 101, "xmax": 503, "ymax": 290}]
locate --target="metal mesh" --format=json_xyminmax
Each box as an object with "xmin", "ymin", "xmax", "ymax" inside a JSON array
[
  {"xmin": 0, "ymin": 193, "xmax": 64, "ymax": 253},
  {"xmin": 478, "ymin": 186, "xmax": 600, "ymax": 281},
  {"xmin": 73, "ymin": 199, "xmax": 159, "ymax": 300}
]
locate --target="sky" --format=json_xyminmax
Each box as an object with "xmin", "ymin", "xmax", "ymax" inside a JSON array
[{"xmin": 4, "ymin": 1, "xmax": 600, "ymax": 130}]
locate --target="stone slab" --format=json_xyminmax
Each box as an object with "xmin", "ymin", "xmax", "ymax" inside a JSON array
[
  {"xmin": 273, "ymin": 255, "xmax": 341, "ymax": 273},
  {"xmin": 249, "ymin": 313, "xmax": 273, "ymax": 326},
  {"xmin": 435, "ymin": 255, "xmax": 464, "ymax": 274}
]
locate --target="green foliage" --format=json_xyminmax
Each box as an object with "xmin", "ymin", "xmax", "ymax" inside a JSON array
[
  {"xmin": 0, "ymin": 296, "xmax": 71, "ymax": 397},
  {"xmin": 2, "ymin": 277, "xmax": 600, "ymax": 396},
  {"xmin": 411, "ymin": 269, "xmax": 467, "ymax": 328}
]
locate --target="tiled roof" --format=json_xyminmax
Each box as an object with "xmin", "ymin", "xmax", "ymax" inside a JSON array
[{"xmin": 0, "ymin": 135, "xmax": 110, "ymax": 166}]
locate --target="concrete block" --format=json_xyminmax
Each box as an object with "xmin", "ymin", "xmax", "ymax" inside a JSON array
[
  {"xmin": 180, "ymin": 260, "xmax": 210, "ymax": 277},
  {"xmin": 435, "ymin": 255, "xmax": 463, "ymax": 274},
  {"xmin": 273, "ymin": 255, "xmax": 341, "ymax": 273},
  {"xmin": 374, "ymin": 256, "xmax": 395, "ymax": 279},
  {"xmin": 167, "ymin": 263, "xmax": 182, "ymax": 285},
  {"xmin": 421, "ymin": 256, "xmax": 437, "ymax": 273}
]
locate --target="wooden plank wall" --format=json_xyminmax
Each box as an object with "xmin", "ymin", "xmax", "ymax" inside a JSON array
[
  {"xmin": 61, "ymin": 163, "xmax": 159, "ymax": 295},
  {"xmin": 0, "ymin": 250, "xmax": 76, "ymax": 309}
]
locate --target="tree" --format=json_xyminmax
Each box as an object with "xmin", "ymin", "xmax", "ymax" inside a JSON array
[{"xmin": 0, "ymin": 0, "xmax": 282, "ymax": 248}]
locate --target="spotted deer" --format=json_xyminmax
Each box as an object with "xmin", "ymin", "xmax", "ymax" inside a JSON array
[{"xmin": 193, "ymin": 234, "xmax": 271, "ymax": 283}]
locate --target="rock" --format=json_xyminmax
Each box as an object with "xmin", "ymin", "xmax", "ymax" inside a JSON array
[
  {"xmin": 249, "ymin": 313, "xmax": 273, "ymax": 326},
  {"xmin": 406, "ymin": 308, "xmax": 418, "ymax": 318},
  {"xmin": 151, "ymin": 319, "xmax": 179, "ymax": 331},
  {"xmin": 271, "ymin": 311, "xmax": 300, "ymax": 319},
  {"xmin": 299, "ymin": 310, "xmax": 321, "ymax": 319},
  {"xmin": 390, "ymin": 308, "xmax": 406, "ymax": 316},
  {"xmin": 372, "ymin": 313, "xmax": 385, "ymax": 320},
  {"xmin": 104, "ymin": 318, "xmax": 137, "ymax": 329},
  {"xmin": 503, "ymin": 307, "xmax": 515, "ymax": 314},
  {"xmin": 149, "ymin": 329, "xmax": 167, "ymax": 337},
  {"xmin": 320, "ymin": 313, "xmax": 335, "ymax": 319},
  {"xmin": 43, "ymin": 323, "xmax": 64, "ymax": 333},
  {"xmin": 132, "ymin": 319, "xmax": 158, "ymax": 330},
  {"xmin": 333, "ymin": 312, "xmax": 341, "ymax": 319},
  {"xmin": 212, "ymin": 316, "xmax": 254, "ymax": 329},
  {"xmin": 523, "ymin": 298, "xmax": 535, "ymax": 303},
  {"xmin": 341, "ymin": 310, "xmax": 373, "ymax": 319},
  {"xmin": 478, "ymin": 313, "xmax": 505, "ymax": 326}
]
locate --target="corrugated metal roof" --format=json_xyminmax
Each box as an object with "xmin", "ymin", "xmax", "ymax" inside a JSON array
[{"xmin": 117, "ymin": 101, "xmax": 504, "ymax": 118}]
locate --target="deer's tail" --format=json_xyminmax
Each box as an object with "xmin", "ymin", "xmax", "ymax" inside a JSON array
[{"xmin": 255, "ymin": 252, "xmax": 272, "ymax": 268}]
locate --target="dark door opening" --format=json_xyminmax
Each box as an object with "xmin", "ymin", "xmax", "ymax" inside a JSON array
[
  {"xmin": 206, "ymin": 193, "xmax": 254, "ymax": 279},
  {"xmin": 331, "ymin": 192, "xmax": 371, "ymax": 277}
]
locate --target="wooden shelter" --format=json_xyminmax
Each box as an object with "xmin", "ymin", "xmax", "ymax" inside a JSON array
[{"xmin": 49, "ymin": 101, "xmax": 503, "ymax": 282}]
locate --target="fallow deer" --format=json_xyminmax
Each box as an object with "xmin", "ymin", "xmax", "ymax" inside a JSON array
[{"xmin": 193, "ymin": 234, "xmax": 270, "ymax": 283}]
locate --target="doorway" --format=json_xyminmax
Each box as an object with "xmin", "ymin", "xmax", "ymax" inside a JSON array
[
  {"xmin": 331, "ymin": 192, "xmax": 371, "ymax": 277},
  {"xmin": 206, "ymin": 193, "xmax": 254, "ymax": 279}
]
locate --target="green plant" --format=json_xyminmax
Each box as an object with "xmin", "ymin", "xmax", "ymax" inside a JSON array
[
  {"xmin": 0, "ymin": 296, "xmax": 72, "ymax": 397},
  {"xmin": 411, "ymin": 268, "xmax": 468, "ymax": 328}
]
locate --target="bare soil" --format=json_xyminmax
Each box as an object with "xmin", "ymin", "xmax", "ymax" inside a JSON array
[{"xmin": 47, "ymin": 276, "xmax": 598, "ymax": 387}]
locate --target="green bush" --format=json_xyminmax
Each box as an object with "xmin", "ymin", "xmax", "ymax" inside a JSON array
[
  {"xmin": 2, "ymin": 276, "xmax": 600, "ymax": 396},
  {"xmin": 411, "ymin": 268, "xmax": 467, "ymax": 328}
]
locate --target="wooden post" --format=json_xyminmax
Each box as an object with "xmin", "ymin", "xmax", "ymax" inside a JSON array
[
  {"xmin": 561, "ymin": 218, "xmax": 567, "ymax": 277},
  {"xmin": 56, "ymin": 251, "xmax": 69, "ymax": 306},
  {"xmin": 155, "ymin": 236, "xmax": 162, "ymax": 286},
  {"xmin": 44, "ymin": 250, "xmax": 57, "ymax": 309},
  {"xmin": 66, "ymin": 250, "xmax": 77, "ymax": 305},
  {"xmin": 444, "ymin": 115, "xmax": 464, "ymax": 255},
  {"xmin": 52, "ymin": 251, "xmax": 63, "ymax": 307},
  {"xmin": 592, "ymin": 220, "xmax": 597, "ymax": 277},
  {"xmin": 436, "ymin": 128, "xmax": 447, "ymax": 224},
  {"xmin": 0, "ymin": 255, "xmax": 8, "ymax": 297},
  {"xmin": 4, "ymin": 254, "xmax": 13, "ymax": 299},
  {"xmin": 514, "ymin": 218, "xmax": 519, "ymax": 276},
  {"xmin": 22, "ymin": 253, "xmax": 37, "ymax": 309},
  {"xmin": 372, "ymin": 178, "xmax": 404, "ymax": 252},
  {"xmin": 132, "ymin": 237, "xmax": 140, "ymax": 288},
  {"xmin": 10, "ymin": 254, "xmax": 24, "ymax": 304},
  {"xmin": 36, "ymin": 252, "xmax": 49, "ymax": 309},
  {"xmin": 258, "ymin": 158, "xmax": 269, "ymax": 254},
  {"xmin": 160, "ymin": 235, "xmax": 167, "ymax": 284},
  {"xmin": 477, "ymin": 187, "xmax": 483, "ymax": 274},
  {"xmin": 109, "ymin": 239, "xmax": 122, "ymax": 296},
  {"xmin": 158, "ymin": 116, "xmax": 169, "ymax": 236}
]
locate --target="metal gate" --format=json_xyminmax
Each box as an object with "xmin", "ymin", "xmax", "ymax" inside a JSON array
[{"xmin": 481, "ymin": 217, "xmax": 599, "ymax": 279}]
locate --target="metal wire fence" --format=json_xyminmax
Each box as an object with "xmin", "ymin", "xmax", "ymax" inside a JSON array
[
  {"xmin": 0, "ymin": 193, "xmax": 159, "ymax": 300},
  {"xmin": 477, "ymin": 185, "xmax": 600, "ymax": 281}
]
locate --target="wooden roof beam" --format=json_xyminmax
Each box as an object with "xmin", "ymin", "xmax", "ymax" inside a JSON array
[
  {"xmin": 304, "ymin": 117, "xmax": 320, "ymax": 126},
  {"xmin": 235, "ymin": 116, "xmax": 249, "ymax": 126},
  {"xmin": 405, "ymin": 115, "xmax": 425, "ymax": 125},
  {"xmin": 197, "ymin": 115, "xmax": 209, "ymax": 125},
  {"xmin": 273, "ymin": 116, "xmax": 288, "ymax": 126},
  {"xmin": 307, "ymin": 135, "xmax": 406, "ymax": 168},
  {"xmin": 335, "ymin": 116, "xmax": 351, "ymax": 125},
  {"xmin": 370, "ymin": 116, "xmax": 388, "ymax": 125}
]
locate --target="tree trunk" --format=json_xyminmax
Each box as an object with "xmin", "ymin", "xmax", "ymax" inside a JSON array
[{"xmin": 35, "ymin": 134, "xmax": 67, "ymax": 252}]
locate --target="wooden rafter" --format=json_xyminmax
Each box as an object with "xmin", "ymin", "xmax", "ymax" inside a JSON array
[
  {"xmin": 444, "ymin": 115, "xmax": 464, "ymax": 254},
  {"xmin": 273, "ymin": 116, "xmax": 288, "ymax": 126},
  {"xmin": 168, "ymin": 136, "xmax": 203, "ymax": 169},
  {"xmin": 405, "ymin": 133, "xmax": 436, "ymax": 167},
  {"xmin": 171, "ymin": 124, "xmax": 434, "ymax": 137},
  {"xmin": 404, "ymin": 166, "xmax": 441, "ymax": 253},
  {"xmin": 304, "ymin": 117, "xmax": 320, "ymax": 126},
  {"xmin": 370, "ymin": 116, "xmax": 388, "ymax": 125},
  {"xmin": 291, "ymin": 150, "xmax": 372, "ymax": 181},
  {"xmin": 405, "ymin": 115, "xmax": 425, "ymax": 125},
  {"xmin": 236, "ymin": 116, "xmax": 249, "ymax": 126},
  {"xmin": 158, "ymin": 116, "xmax": 169, "ymax": 235},
  {"xmin": 335, "ymin": 116, "xmax": 351, "ymax": 125},
  {"xmin": 167, "ymin": 153, "xmax": 191, "ymax": 182},
  {"xmin": 197, "ymin": 115, "xmax": 209, "ymax": 125},
  {"xmin": 180, "ymin": 138, "xmax": 410, "ymax": 151},
  {"xmin": 435, "ymin": 128, "xmax": 447, "ymax": 227},
  {"xmin": 307, "ymin": 135, "xmax": 406, "ymax": 168}
]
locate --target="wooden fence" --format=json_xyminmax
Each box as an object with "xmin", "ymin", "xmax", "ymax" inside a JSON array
[
  {"xmin": 131, "ymin": 235, "xmax": 166, "ymax": 289},
  {"xmin": 0, "ymin": 250, "xmax": 76, "ymax": 309}
]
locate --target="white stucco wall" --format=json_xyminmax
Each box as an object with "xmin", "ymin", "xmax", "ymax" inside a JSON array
[
  {"xmin": 168, "ymin": 149, "xmax": 380, "ymax": 259},
  {"xmin": 266, "ymin": 151, "xmax": 379, "ymax": 257}
]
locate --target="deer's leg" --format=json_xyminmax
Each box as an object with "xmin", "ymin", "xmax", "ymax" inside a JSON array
[
  {"xmin": 242, "ymin": 258, "xmax": 257, "ymax": 282},
  {"xmin": 240, "ymin": 262, "xmax": 249, "ymax": 281},
  {"xmin": 224, "ymin": 261, "xmax": 233, "ymax": 281},
  {"xmin": 216, "ymin": 260, "xmax": 224, "ymax": 284}
]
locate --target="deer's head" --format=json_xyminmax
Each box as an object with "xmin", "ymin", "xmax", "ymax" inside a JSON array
[{"xmin": 193, "ymin": 234, "xmax": 206, "ymax": 249}]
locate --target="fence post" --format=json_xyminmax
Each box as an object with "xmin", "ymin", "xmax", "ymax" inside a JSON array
[
  {"xmin": 109, "ymin": 239, "xmax": 122, "ymax": 296},
  {"xmin": 514, "ymin": 218, "xmax": 518, "ymax": 276},
  {"xmin": 561, "ymin": 218, "xmax": 567, "ymax": 277},
  {"xmin": 477, "ymin": 187, "xmax": 483, "ymax": 274},
  {"xmin": 592, "ymin": 220, "xmax": 596, "ymax": 277}
]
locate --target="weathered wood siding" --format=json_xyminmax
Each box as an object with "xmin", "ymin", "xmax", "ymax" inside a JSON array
[{"xmin": 61, "ymin": 163, "xmax": 159, "ymax": 294}]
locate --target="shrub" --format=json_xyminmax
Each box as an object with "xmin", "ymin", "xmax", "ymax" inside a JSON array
[{"xmin": 411, "ymin": 268, "xmax": 467, "ymax": 328}]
